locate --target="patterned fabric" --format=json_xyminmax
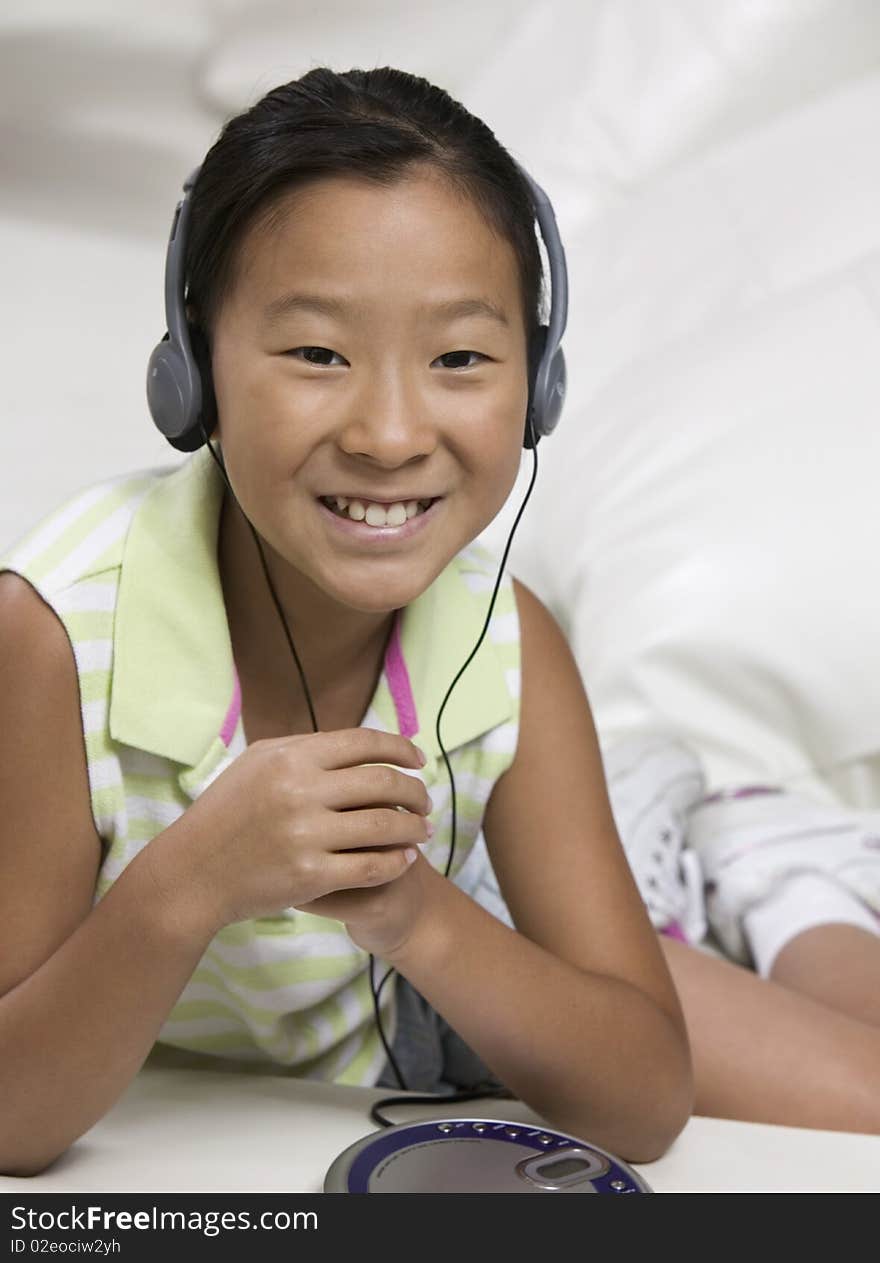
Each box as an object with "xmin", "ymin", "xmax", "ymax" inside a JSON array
[{"xmin": 0, "ymin": 448, "xmax": 521, "ymax": 1087}]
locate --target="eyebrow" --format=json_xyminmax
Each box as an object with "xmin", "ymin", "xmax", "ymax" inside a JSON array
[{"xmin": 261, "ymin": 292, "xmax": 510, "ymax": 328}]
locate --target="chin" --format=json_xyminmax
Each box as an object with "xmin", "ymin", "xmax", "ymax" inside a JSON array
[
  {"xmin": 333, "ymin": 583, "xmax": 428, "ymax": 615},
  {"xmin": 322, "ymin": 561, "xmax": 447, "ymax": 615}
]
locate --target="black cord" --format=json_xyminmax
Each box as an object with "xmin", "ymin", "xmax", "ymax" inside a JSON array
[
  {"xmin": 361, "ymin": 419, "xmax": 537, "ymax": 1121},
  {"xmin": 202, "ymin": 426, "xmax": 408, "ymax": 1088},
  {"xmin": 200, "ymin": 411, "xmax": 539, "ymax": 1119},
  {"xmin": 435, "ymin": 413, "xmax": 540, "ymax": 884},
  {"xmin": 202, "ymin": 429, "xmax": 320, "ymax": 732},
  {"xmin": 370, "ymin": 1085, "xmax": 515, "ymax": 1129},
  {"xmin": 369, "ymin": 954, "xmax": 406, "ymax": 1088}
]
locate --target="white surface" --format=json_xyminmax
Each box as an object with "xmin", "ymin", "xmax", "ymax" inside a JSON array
[{"xmin": 1, "ymin": 1066, "xmax": 878, "ymax": 1193}]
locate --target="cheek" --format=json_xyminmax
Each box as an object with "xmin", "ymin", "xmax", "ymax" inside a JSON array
[
  {"xmin": 490, "ymin": 444, "xmax": 525, "ymax": 515},
  {"xmin": 215, "ymin": 374, "xmax": 305, "ymax": 480},
  {"xmin": 218, "ymin": 361, "xmax": 338, "ymax": 461},
  {"xmin": 217, "ymin": 368, "xmax": 268, "ymax": 428},
  {"xmin": 467, "ymin": 411, "xmax": 527, "ymax": 519},
  {"xmin": 487, "ymin": 377, "xmax": 530, "ymax": 470}
]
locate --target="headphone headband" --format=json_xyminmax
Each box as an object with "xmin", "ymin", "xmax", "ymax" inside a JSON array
[
  {"xmin": 515, "ymin": 164, "xmax": 568, "ymax": 440},
  {"xmin": 148, "ymin": 161, "xmax": 567, "ymax": 452}
]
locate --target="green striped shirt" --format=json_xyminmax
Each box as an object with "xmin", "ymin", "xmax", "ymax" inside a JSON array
[{"xmin": 0, "ymin": 448, "xmax": 521, "ymax": 1086}]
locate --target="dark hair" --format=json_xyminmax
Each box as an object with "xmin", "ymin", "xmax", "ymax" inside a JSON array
[{"xmin": 184, "ymin": 66, "xmax": 544, "ymax": 350}]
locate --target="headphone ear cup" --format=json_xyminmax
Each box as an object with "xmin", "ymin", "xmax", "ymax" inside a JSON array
[
  {"xmin": 146, "ymin": 326, "xmax": 212, "ymax": 452},
  {"xmin": 147, "ymin": 334, "xmax": 191, "ymax": 444},
  {"xmin": 541, "ymin": 347, "xmax": 567, "ymax": 437},
  {"xmin": 524, "ymin": 326, "xmax": 548, "ymax": 449}
]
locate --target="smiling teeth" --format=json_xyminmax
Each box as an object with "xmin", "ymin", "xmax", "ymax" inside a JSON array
[{"xmin": 327, "ymin": 496, "xmax": 429, "ymax": 527}]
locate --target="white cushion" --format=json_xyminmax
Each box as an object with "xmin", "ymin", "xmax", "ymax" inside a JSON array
[{"xmin": 482, "ymin": 66, "xmax": 880, "ymax": 811}]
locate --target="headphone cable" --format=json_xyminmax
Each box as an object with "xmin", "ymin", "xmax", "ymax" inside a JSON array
[
  {"xmin": 200, "ymin": 413, "xmax": 538, "ymax": 1115},
  {"xmin": 370, "ymin": 415, "xmax": 539, "ymax": 1103}
]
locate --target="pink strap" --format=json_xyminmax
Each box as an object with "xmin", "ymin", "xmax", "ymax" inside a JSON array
[
  {"xmin": 223, "ymin": 610, "xmax": 418, "ymax": 744},
  {"xmin": 384, "ymin": 609, "xmax": 419, "ymax": 737},
  {"xmin": 220, "ymin": 667, "xmax": 242, "ymax": 748}
]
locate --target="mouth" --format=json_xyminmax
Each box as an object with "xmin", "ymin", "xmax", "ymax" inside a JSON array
[{"xmin": 318, "ymin": 494, "xmax": 438, "ymax": 528}]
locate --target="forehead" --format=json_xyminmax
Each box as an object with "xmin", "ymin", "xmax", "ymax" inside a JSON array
[{"xmin": 226, "ymin": 170, "xmax": 523, "ymax": 322}]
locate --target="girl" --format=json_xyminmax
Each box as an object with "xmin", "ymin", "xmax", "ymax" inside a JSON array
[{"xmin": 0, "ymin": 66, "xmax": 692, "ymax": 1177}]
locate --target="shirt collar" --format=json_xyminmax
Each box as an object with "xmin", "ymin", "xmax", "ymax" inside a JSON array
[
  {"xmin": 110, "ymin": 449, "xmax": 231, "ymax": 768},
  {"xmin": 110, "ymin": 448, "xmax": 513, "ymax": 777}
]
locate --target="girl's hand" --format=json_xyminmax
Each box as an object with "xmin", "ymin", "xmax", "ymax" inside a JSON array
[
  {"xmin": 294, "ymin": 846, "xmax": 435, "ymax": 960},
  {"xmin": 151, "ymin": 729, "xmax": 432, "ymax": 933}
]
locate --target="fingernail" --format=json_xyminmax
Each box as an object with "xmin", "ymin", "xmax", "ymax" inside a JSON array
[
  {"xmin": 405, "ymin": 848, "xmax": 418, "ymax": 864},
  {"xmin": 414, "ymin": 745, "xmax": 427, "ymax": 766},
  {"xmin": 425, "ymin": 820, "xmax": 435, "ymax": 838}
]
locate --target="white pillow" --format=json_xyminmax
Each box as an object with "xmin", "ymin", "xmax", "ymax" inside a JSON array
[{"xmin": 483, "ymin": 72, "xmax": 880, "ymax": 811}]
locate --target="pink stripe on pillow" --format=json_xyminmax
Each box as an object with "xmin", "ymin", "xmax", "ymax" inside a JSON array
[{"xmin": 660, "ymin": 921, "xmax": 689, "ymax": 944}]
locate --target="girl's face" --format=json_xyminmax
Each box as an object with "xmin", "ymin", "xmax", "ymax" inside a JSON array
[{"xmin": 210, "ymin": 167, "xmax": 530, "ymax": 614}]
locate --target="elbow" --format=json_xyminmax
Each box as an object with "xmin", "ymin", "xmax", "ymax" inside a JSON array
[
  {"xmin": 550, "ymin": 1081, "xmax": 692, "ymax": 1168},
  {"xmin": 613, "ymin": 995, "xmax": 695, "ymax": 1164},
  {"xmin": 620, "ymin": 1025, "xmax": 694, "ymax": 1165},
  {"xmin": 0, "ymin": 1158, "xmax": 54, "ymax": 1179},
  {"xmin": 590, "ymin": 1079, "xmax": 693, "ymax": 1168},
  {"xmin": 616, "ymin": 1037, "xmax": 695, "ymax": 1165},
  {"xmin": 0, "ymin": 1139, "xmax": 67, "ymax": 1179},
  {"xmin": 621, "ymin": 1079, "xmax": 693, "ymax": 1164},
  {"xmin": 539, "ymin": 1024, "xmax": 694, "ymax": 1167}
]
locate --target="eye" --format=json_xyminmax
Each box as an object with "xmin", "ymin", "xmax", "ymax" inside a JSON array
[
  {"xmin": 287, "ymin": 346, "xmax": 348, "ymax": 367},
  {"xmin": 432, "ymin": 350, "xmax": 488, "ymax": 370}
]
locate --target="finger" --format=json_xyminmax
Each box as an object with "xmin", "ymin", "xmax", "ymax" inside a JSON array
[
  {"xmin": 305, "ymin": 728, "xmax": 427, "ymax": 772},
  {"xmin": 332, "ymin": 844, "xmax": 419, "ymax": 890},
  {"xmin": 328, "ymin": 806, "xmax": 433, "ymax": 852},
  {"xmin": 322, "ymin": 764, "xmax": 432, "ymax": 815}
]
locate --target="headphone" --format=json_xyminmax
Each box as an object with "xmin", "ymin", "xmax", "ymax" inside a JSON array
[
  {"xmin": 145, "ymin": 157, "xmax": 568, "ymax": 1108},
  {"xmin": 147, "ymin": 162, "xmax": 567, "ymax": 452}
]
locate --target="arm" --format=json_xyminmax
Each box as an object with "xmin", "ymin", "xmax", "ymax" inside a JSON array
[
  {"xmin": 385, "ymin": 579, "xmax": 693, "ymax": 1162},
  {"xmin": 0, "ymin": 574, "xmax": 219, "ymax": 1176},
  {"xmin": 0, "ymin": 575, "xmax": 430, "ymax": 1176}
]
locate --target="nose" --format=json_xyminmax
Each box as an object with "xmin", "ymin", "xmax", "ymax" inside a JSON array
[{"xmin": 336, "ymin": 366, "xmax": 437, "ymax": 468}]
